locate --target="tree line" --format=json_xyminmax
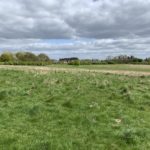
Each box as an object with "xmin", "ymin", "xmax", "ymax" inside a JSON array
[
  {"xmin": 0, "ymin": 52, "xmax": 150, "ymax": 65},
  {"xmin": 0, "ymin": 52, "xmax": 52, "ymax": 65},
  {"xmin": 60, "ymin": 55, "xmax": 150, "ymax": 65}
]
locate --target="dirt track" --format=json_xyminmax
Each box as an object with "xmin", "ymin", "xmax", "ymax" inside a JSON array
[{"xmin": 0, "ymin": 65, "xmax": 150, "ymax": 76}]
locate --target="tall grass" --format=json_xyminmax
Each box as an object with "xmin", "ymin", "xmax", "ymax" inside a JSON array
[{"xmin": 0, "ymin": 70, "xmax": 149, "ymax": 149}]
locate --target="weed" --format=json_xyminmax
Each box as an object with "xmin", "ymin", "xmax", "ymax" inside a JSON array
[
  {"xmin": 62, "ymin": 100, "xmax": 73, "ymax": 108},
  {"xmin": 0, "ymin": 90, "xmax": 8, "ymax": 100}
]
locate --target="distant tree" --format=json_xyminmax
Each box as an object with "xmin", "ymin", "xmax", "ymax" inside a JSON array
[
  {"xmin": 24, "ymin": 52, "xmax": 38, "ymax": 61},
  {"xmin": 145, "ymin": 58, "xmax": 150, "ymax": 61},
  {"xmin": 59, "ymin": 57, "xmax": 79, "ymax": 63},
  {"xmin": 38, "ymin": 53, "xmax": 50, "ymax": 62},
  {"xmin": 16, "ymin": 52, "xmax": 38, "ymax": 61},
  {"xmin": 68, "ymin": 60, "xmax": 80, "ymax": 65},
  {"xmin": 0, "ymin": 52, "xmax": 14, "ymax": 62},
  {"xmin": 16, "ymin": 52, "xmax": 26, "ymax": 61},
  {"xmin": 106, "ymin": 56, "xmax": 113, "ymax": 60},
  {"xmin": 111, "ymin": 55, "xmax": 143, "ymax": 64},
  {"xmin": 80, "ymin": 59, "xmax": 92, "ymax": 65}
]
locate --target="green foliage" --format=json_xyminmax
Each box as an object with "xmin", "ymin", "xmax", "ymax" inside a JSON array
[
  {"xmin": 68, "ymin": 60, "xmax": 80, "ymax": 65},
  {"xmin": 16, "ymin": 52, "xmax": 38, "ymax": 61},
  {"xmin": 0, "ymin": 52, "xmax": 15, "ymax": 62},
  {"xmin": 80, "ymin": 59, "xmax": 92, "ymax": 65},
  {"xmin": 16, "ymin": 52, "xmax": 26, "ymax": 61},
  {"xmin": 0, "ymin": 52, "xmax": 52, "ymax": 66},
  {"xmin": 0, "ymin": 90, "xmax": 8, "ymax": 100},
  {"xmin": 1, "ymin": 61, "xmax": 52, "ymax": 66},
  {"xmin": 0, "ymin": 52, "xmax": 150, "ymax": 65},
  {"xmin": 38, "ymin": 53, "xmax": 50, "ymax": 62},
  {"xmin": 0, "ymin": 69, "xmax": 149, "ymax": 149},
  {"xmin": 120, "ymin": 128, "xmax": 138, "ymax": 144}
]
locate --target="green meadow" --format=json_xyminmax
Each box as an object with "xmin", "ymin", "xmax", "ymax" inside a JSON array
[
  {"xmin": 0, "ymin": 69, "xmax": 150, "ymax": 149},
  {"xmin": 50, "ymin": 64, "xmax": 150, "ymax": 72}
]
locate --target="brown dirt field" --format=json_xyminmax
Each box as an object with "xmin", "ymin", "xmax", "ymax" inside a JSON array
[{"xmin": 0, "ymin": 65, "xmax": 150, "ymax": 76}]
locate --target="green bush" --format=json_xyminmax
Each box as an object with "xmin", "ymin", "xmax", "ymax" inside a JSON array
[{"xmin": 68, "ymin": 60, "xmax": 80, "ymax": 66}]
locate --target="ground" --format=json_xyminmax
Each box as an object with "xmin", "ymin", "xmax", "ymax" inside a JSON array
[
  {"xmin": 1, "ymin": 64, "xmax": 150, "ymax": 76},
  {"xmin": 0, "ymin": 65, "xmax": 150, "ymax": 149}
]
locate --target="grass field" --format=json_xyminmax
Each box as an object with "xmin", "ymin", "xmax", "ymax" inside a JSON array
[
  {"xmin": 0, "ymin": 66, "xmax": 150, "ymax": 149},
  {"xmin": 1, "ymin": 64, "xmax": 150, "ymax": 76},
  {"xmin": 50, "ymin": 64, "xmax": 150, "ymax": 71}
]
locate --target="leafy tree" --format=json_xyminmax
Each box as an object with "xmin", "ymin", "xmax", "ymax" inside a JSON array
[
  {"xmin": 0, "ymin": 52, "xmax": 14, "ymax": 62},
  {"xmin": 16, "ymin": 52, "xmax": 26, "ymax": 61},
  {"xmin": 38, "ymin": 53, "xmax": 50, "ymax": 61},
  {"xmin": 16, "ymin": 52, "xmax": 38, "ymax": 61}
]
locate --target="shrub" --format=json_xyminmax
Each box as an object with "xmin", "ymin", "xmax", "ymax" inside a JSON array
[
  {"xmin": 68, "ymin": 60, "xmax": 80, "ymax": 66},
  {"xmin": 80, "ymin": 60, "xmax": 92, "ymax": 65}
]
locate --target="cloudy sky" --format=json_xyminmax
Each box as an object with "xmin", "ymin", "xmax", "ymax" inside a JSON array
[{"xmin": 0, "ymin": 0, "xmax": 150, "ymax": 59}]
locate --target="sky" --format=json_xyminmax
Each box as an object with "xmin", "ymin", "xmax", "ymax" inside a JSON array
[{"xmin": 0, "ymin": 0, "xmax": 150, "ymax": 59}]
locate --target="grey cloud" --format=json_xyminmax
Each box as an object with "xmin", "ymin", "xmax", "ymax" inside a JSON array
[
  {"xmin": 1, "ymin": 0, "xmax": 150, "ymax": 39},
  {"xmin": 0, "ymin": 37, "xmax": 150, "ymax": 59},
  {"xmin": 0, "ymin": 0, "xmax": 150, "ymax": 58}
]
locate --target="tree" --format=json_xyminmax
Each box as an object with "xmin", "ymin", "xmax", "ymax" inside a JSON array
[
  {"xmin": 0, "ymin": 52, "xmax": 14, "ymax": 62},
  {"xmin": 16, "ymin": 52, "xmax": 38, "ymax": 61},
  {"xmin": 38, "ymin": 53, "xmax": 50, "ymax": 62},
  {"xmin": 16, "ymin": 52, "xmax": 26, "ymax": 61}
]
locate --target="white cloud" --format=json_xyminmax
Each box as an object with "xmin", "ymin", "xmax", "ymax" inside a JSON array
[
  {"xmin": 0, "ymin": 37, "xmax": 150, "ymax": 59},
  {"xmin": 0, "ymin": 0, "xmax": 150, "ymax": 58}
]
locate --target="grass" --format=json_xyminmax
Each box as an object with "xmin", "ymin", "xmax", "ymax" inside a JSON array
[
  {"xmin": 49, "ymin": 64, "xmax": 150, "ymax": 72},
  {"xmin": 0, "ymin": 69, "xmax": 149, "ymax": 149}
]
